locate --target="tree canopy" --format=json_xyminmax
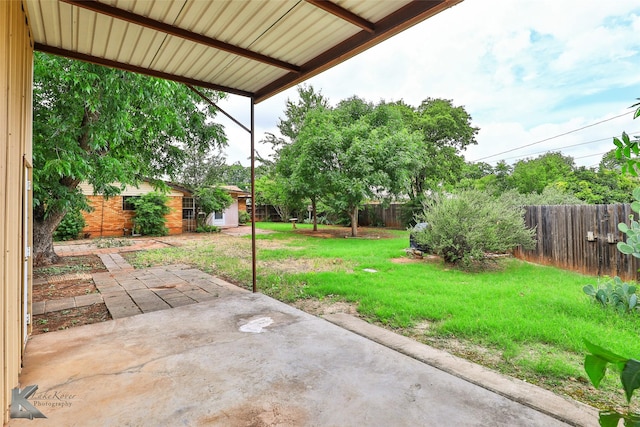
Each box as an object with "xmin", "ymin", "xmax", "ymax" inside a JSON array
[
  {"xmin": 406, "ymin": 98, "xmax": 478, "ymax": 199},
  {"xmin": 457, "ymin": 150, "xmax": 638, "ymax": 205},
  {"xmin": 280, "ymin": 97, "xmax": 421, "ymax": 236},
  {"xmin": 33, "ymin": 52, "xmax": 226, "ymax": 264},
  {"xmin": 263, "ymin": 87, "xmax": 479, "ymax": 232}
]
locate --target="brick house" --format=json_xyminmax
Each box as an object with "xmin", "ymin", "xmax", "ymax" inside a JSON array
[
  {"xmin": 79, "ymin": 182, "xmax": 249, "ymax": 237},
  {"xmin": 79, "ymin": 181, "xmax": 190, "ymax": 238}
]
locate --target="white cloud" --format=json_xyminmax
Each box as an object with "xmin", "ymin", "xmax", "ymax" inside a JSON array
[{"xmin": 218, "ymin": 0, "xmax": 640, "ymax": 169}]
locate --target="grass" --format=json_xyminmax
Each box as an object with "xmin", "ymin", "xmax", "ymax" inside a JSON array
[{"xmin": 126, "ymin": 222, "xmax": 640, "ymax": 409}]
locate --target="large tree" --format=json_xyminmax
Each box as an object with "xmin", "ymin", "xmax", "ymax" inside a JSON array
[
  {"xmin": 177, "ymin": 146, "xmax": 227, "ymax": 190},
  {"xmin": 296, "ymin": 98, "xmax": 417, "ymax": 236},
  {"xmin": 33, "ymin": 52, "xmax": 226, "ymax": 265},
  {"xmin": 510, "ymin": 152, "xmax": 575, "ymax": 194},
  {"xmin": 261, "ymin": 85, "xmax": 330, "ymax": 226},
  {"xmin": 254, "ymin": 175, "xmax": 303, "ymax": 222},
  {"xmin": 206, "ymin": 161, "xmax": 252, "ymax": 191},
  {"xmin": 407, "ymin": 98, "xmax": 478, "ymax": 198}
]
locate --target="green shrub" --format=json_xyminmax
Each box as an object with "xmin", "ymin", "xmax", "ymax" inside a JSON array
[
  {"xmin": 400, "ymin": 197, "xmax": 424, "ymax": 228},
  {"xmin": 53, "ymin": 209, "xmax": 86, "ymax": 241},
  {"xmin": 498, "ymin": 187, "xmax": 583, "ymax": 206},
  {"xmin": 414, "ymin": 190, "xmax": 536, "ymax": 269},
  {"xmin": 238, "ymin": 211, "xmax": 251, "ymax": 225},
  {"xmin": 302, "ymin": 215, "xmax": 330, "ymax": 225},
  {"xmin": 196, "ymin": 225, "xmax": 220, "ymax": 233},
  {"xmin": 584, "ymin": 277, "xmax": 639, "ymax": 314},
  {"xmin": 194, "ymin": 187, "xmax": 233, "ymax": 227},
  {"xmin": 131, "ymin": 192, "xmax": 170, "ymax": 236}
]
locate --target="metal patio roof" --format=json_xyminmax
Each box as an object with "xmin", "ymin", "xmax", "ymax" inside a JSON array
[{"xmin": 23, "ymin": 0, "xmax": 462, "ymax": 103}]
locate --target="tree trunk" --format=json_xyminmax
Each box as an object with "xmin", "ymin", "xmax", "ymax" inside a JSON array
[
  {"xmin": 312, "ymin": 197, "xmax": 317, "ymax": 232},
  {"xmin": 350, "ymin": 206, "xmax": 358, "ymax": 237},
  {"xmin": 33, "ymin": 209, "xmax": 66, "ymax": 266}
]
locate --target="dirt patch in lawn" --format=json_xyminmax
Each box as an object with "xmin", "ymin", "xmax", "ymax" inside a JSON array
[
  {"xmin": 260, "ymin": 258, "xmax": 354, "ymax": 274},
  {"xmin": 34, "ymin": 255, "xmax": 107, "ymax": 300},
  {"xmin": 32, "ymin": 304, "xmax": 111, "ymax": 334},
  {"xmin": 296, "ymin": 226, "xmax": 397, "ymax": 239},
  {"xmin": 34, "ymin": 254, "xmax": 107, "ymax": 278},
  {"xmin": 33, "ymin": 278, "xmax": 97, "ymax": 300},
  {"xmin": 292, "ymin": 298, "xmax": 359, "ymax": 316},
  {"xmin": 32, "ymin": 255, "xmax": 111, "ymax": 335}
]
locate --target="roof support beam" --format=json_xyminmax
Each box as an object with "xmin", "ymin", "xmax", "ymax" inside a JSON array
[
  {"xmin": 305, "ymin": 0, "xmax": 375, "ymax": 33},
  {"xmin": 187, "ymin": 85, "xmax": 251, "ymax": 134},
  {"xmin": 60, "ymin": 0, "xmax": 301, "ymax": 73},
  {"xmin": 35, "ymin": 44, "xmax": 254, "ymax": 98},
  {"xmin": 255, "ymin": 0, "xmax": 453, "ymax": 103}
]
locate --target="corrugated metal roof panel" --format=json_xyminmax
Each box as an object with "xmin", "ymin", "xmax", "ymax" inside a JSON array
[
  {"xmin": 336, "ymin": 0, "xmax": 414, "ymax": 23},
  {"xmin": 252, "ymin": 2, "xmax": 359, "ymax": 65},
  {"xmin": 25, "ymin": 0, "xmax": 464, "ymax": 102}
]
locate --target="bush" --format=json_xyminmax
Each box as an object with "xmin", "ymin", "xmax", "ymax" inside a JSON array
[
  {"xmin": 238, "ymin": 211, "xmax": 251, "ymax": 225},
  {"xmin": 400, "ymin": 197, "xmax": 424, "ymax": 228},
  {"xmin": 414, "ymin": 190, "xmax": 536, "ymax": 269},
  {"xmin": 302, "ymin": 215, "xmax": 330, "ymax": 225},
  {"xmin": 53, "ymin": 210, "xmax": 86, "ymax": 241},
  {"xmin": 131, "ymin": 192, "xmax": 170, "ymax": 236},
  {"xmin": 196, "ymin": 225, "xmax": 220, "ymax": 233},
  {"xmin": 498, "ymin": 187, "xmax": 583, "ymax": 206},
  {"xmin": 195, "ymin": 186, "xmax": 233, "ymax": 227}
]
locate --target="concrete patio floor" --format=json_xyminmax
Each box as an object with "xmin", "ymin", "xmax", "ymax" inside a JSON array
[{"xmin": 10, "ymin": 279, "xmax": 596, "ymax": 426}]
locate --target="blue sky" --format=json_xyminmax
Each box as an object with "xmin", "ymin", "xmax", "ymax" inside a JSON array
[{"xmin": 217, "ymin": 0, "xmax": 640, "ymax": 169}]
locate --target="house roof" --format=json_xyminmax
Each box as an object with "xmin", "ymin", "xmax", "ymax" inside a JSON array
[
  {"xmin": 23, "ymin": 0, "xmax": 463, "ymax": 103},
  {"xmin": 219, "ymin": 185, "xmax": 250, "ymax": 196}
]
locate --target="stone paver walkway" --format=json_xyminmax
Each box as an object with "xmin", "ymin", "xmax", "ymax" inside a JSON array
[
  {"xmin": 93, "ymin": 263, "xmax": 240, "ymax": 319},
  {"xmin": 98, "ymin": 253, "xmax": 135, "ymax": 272},
  {"xmin": 32, "ymin": 293, "xmax": 103, "ymax": 315},
  {"xmin": 37, "ymin": 243, "xmax": 241, "ymax": 320}
]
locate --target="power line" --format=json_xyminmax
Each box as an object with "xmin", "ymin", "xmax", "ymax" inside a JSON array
[
  {"xmin": 573, "ymin": 151, "xmax": 609, "ymax": 160},
  {"xmin": 493, "ymin": 130, "xmax": 640, "ymax": 162},
  {"xmin": 472, "ymin": 110, "xmax": 633, "ymax": 162}
]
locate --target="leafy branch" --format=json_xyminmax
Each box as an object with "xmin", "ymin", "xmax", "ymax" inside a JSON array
[{"xmin": 584, "ymin": 340, "xmax": 640, "ymax": 426}]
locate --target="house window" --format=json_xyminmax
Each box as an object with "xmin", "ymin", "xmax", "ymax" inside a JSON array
[
  {"xmin": 123, "ymin": 196, "xmax": 139, "ymax": 211},
  {"xmin": 183, "ymin": 197, "xmax": 195, "ymax": 219},
  {"xmin": 214, "ymin": 211, "xmax": 223, "ymax": 220}
]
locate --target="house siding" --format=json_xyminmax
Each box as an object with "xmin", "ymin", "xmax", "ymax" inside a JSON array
[
  {"xmin": 79, "ymin": 182, "xmax": 187, "ymax": 238},
  {"xmin": 166, "ymin": 197, "xmax": 183, "ymax": 235},
  {"xmin": 82, "ymin": 196, "xmax": 136, "ymax": 238},
  {"xmin": 82, "ymin": 195, "xmax": 184, "ymax": 238},
  {"xmin": 80, "ymin": 183, "xmax": 244, "ymax": 237},
  {"xmin": 1, "ymin": 1, "xmax": 33, "ymax": 423},
  {"xmin": 238, "ymin": 197, "xmax": 247, "ymax": 212}
]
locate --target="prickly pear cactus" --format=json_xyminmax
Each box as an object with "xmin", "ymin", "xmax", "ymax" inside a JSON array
[{"xmin": 617, "ymin": 187, "xmax": 640, "ymax": 258}]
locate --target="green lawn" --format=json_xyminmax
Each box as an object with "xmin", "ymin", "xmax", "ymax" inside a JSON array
[{"xmin": 127, "ymin": 222, "xmax": 640, "ymax": 408}]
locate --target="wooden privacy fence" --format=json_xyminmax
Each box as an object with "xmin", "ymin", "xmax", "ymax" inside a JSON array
[
  {"xmin": 359, "ymin": 203, "xmax": 405, "ymax": 229},
  {"xmin": 513, "ymin": 204, "xmax": 640, "ymax": 281}
]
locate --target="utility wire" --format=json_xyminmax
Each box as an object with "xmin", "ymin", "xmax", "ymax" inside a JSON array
[
  {"xmin": 494, "ymin": 130, "xmax": 640, "ymax": 162},
  {"xmin": 573, "ymin": 151, "xmax": 609, "ymax": 160},
  {"xmin": 472, "ymin": 110, "xmax": 633, "ymax": 162}
]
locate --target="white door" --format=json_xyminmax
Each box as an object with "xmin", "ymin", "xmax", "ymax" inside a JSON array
[{"xmin": 213, "ymin": 211, "xmax": 224, "ymax": 226}]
